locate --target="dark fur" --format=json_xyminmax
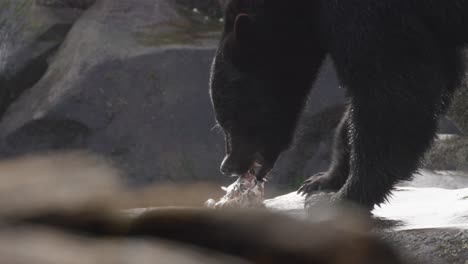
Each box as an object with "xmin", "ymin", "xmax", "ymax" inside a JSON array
[{"xmin": 209, "ymin": 0, "xmax": 468, "ymax": 208}]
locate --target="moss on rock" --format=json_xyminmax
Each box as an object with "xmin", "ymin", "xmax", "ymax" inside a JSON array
[{"xmin": 133, "ymin": 1, "xmax": 222, "ymax": 47}]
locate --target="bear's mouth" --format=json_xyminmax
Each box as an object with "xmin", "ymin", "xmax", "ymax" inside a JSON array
[
  {"xmin": 246, "ymin": 162, "xmax": 272, "ymax": 182},
  {"xmin": 241, "ymin": 167, "xmax": 259, "ymax": 181},
  {"xmin": 220, "ymin": 148, "xmax": 274, "ymax": 182},
  {"xmin": 245, "ymin": 163, "xmax": 261, "ymax": 178}
]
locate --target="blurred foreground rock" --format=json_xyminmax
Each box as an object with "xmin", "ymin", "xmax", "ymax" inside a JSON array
[
  {"xmin": 0, "ymin": 151, "xmax": 465, "ymax": 263},
  {"xmin": 0, "ymin": 151, "xmax": 406, "ymax": 264},
  {"xmin": 426, "ymin": 135, "xmax": 468, "ymax": 171},
  {"xmin": 0, "ymin": 228, "xmax": 245, "ymax": 264}
]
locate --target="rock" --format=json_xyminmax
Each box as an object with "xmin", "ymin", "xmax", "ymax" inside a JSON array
[
  {"xmin": 449, "ymin": 84, "xmax": 468, "ymax": 135},
  {"xmin": 437, "ymin": 116, "xmax": 463, "ymax": 135},
  {"xmin": 424, "ymin": 91, "xmax": 468, "ymax": 173},
  {"xmin": 0, "ymin": 227, "xmax": 245, "ymax": 264},
  {"xmin": 400, "ymin": 170, "xmax": 468, "ymax": 190},
  {"xmin": 264, "ymin": 177, "xmax": 468, "ymax": 264},
  {"xmin": 35, "ymin": 0, "xmax": 97, "ymax": 9},
  {"xmin": 425, "ymin": 136, "xmax": 468, "ymax": 171},
  {"xmin": 372, "ymin": 186, "xmax": 468, "ymax": 230},
  {"xmin": 0, "ymin": 1, "xmax": 85, "ymax": 116},
  {"xmin": 0, "ymin": 0, "xmax": 225, "ymax": 184},
  {"xmin": 0, "ymin": 153, "xmax": 405, "ymax": 264},
  {"xmin": 425, "ymin": 51, "xmax": 468, "ymax": 173},
  {"xmin": 266, "ymin": 171, "xmax": 468, "ymax": 229},
  {"xmin": 447, "ymin": 51, "xmax": 468, "ymax": 135},
  {"xmin": 0, "ymin": 150, "xmax": 463, "ymax": 264},
  {"xmin": 382, "ymin": 229, "xmax": 468, "ymax": 264},
  {"xmin": 175, "ymin": 0, "xmax": 223, "ymax": 18}
]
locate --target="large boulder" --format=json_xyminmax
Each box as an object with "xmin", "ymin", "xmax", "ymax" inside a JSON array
[
  {"xmin": 426, "ymin": 65, "xmax": 468, "ymax": 172},
  {"xmin": 0, "ymin": 0, "xmax": 226, "ymax": 184},
  {"xmin": 448, "ymin": 51, "xmax": 468, "ymax": 135},
  {"xmin": 449, "ymin": 85, "xmax": 468, "ymax": 134},
  {"xmin": 0, "ymin": 0, "xmax": 89, "ymax": 116},
  {"xmin": 35, "ymin": 0, "xmax": 96, "ymax": 9},
  {"xmin": 425, "ymin": 136, "xmax": 468, "ymax": 171},
  {"xmin": 425, "ymin": 52, "xmax": 468, "ymax": 172}
]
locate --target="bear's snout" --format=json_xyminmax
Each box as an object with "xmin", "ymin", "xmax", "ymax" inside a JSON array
[{"xmin": 220, "ymin": 153, "xmax": 255, "ymax": 177}]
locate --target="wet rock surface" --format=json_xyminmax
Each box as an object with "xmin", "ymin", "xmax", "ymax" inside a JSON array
[
  {"xmin": 0, "ymin": 228, "xmax": 245, "ymax": 264},
  {"xmin": 35, "ymin": 0, "xmax": 97, "ymax": 9},
  {"xmin": 265, "ymin": 170, "xmax": 468, "ymax": 263},
  {"xmin": 382, "ymin": 229, "xmax": 468, "ymax": 264}
]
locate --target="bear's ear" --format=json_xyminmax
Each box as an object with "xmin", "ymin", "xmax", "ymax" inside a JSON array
[{"xmin": 234, "ymin": 13, "xmax": 254, "ymax": 44}]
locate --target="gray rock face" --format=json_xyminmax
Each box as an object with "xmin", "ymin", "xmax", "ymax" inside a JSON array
[
  {"xmin": 35, "ymin": 0, "xmax": 96, "ymax": 9},
  {"xmin": 425, "ymin": 136, "xmax": 468, "ymax": 171},
  {"xmin": 0, "ymin": 0, "xmax": 226, "ymax": 184},
  {"xmin": 448, "ymin": 51, "xmax": 468, "ymax": 135},
  {"xmin": 382, "ymin": 229, "xmax": 468, "ymax": 264},
  {"xmin": 0, "ymin": 1, "xmax": 84, "ymax": 116},
  {"xmin": 175, "ymin": 0, "xmax": 223, "ymax": 17}
]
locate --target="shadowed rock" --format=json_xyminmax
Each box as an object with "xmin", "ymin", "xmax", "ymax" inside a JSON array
[
  {"xmin": 35, "ymin": 0, "xmax": 97, "ymax": 9},
  {"xmin": 0, "ymin": 1, "xmax": 86, "ymax": 117}
]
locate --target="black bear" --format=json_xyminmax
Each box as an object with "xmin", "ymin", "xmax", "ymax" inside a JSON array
[{"xmin": 209, "ymin": 0, "xmax": 468, "ymax": 209}]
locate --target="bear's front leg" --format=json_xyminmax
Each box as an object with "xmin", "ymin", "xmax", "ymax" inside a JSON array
[{"xmin": 298, "ymin": 108, "xmax": 351, "ymax": 196}]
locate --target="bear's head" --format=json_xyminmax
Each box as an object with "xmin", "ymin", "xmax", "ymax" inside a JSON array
[{"xmin": 209, "ymin": 0, "xmax": 321, "ymax": 180}]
